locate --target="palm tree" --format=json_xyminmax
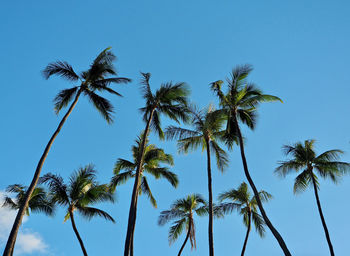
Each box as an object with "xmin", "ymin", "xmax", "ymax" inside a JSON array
[
  {"xmin": 275, "ymin": 140, "xmax": 350, "ymax": 256},
  {"xmin": 110, "ymin": 134, "xmax": 178, "ymax": 255},
  {"xmin": 158, "ymin": 194, "xmax": 207, "ymax": 256},
  {"xmin": 40, "ymin": 164, "xmax": 115, "ymax": 256},
  {"xmin": 217, "ymin": 182, "xmax": 272, "ymax": 256},
  {"xmin": 210, "ymin": 65, "xmax": 291, "ymax": 255},
  {"xmin": 165, "ymin": 104, "xmax": 228, "ymax": 256},
  {"xmin": 4, "ymin": 48, "xmax": 130, "ymax": 256},
  {"xmin": 124, "ymin": 73, "xmax": 190, "ymax": 256}
]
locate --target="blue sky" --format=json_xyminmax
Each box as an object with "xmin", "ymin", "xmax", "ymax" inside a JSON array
[{"xmin": 1, "ymin": 0, "xmax": 350, "ymax": 255}]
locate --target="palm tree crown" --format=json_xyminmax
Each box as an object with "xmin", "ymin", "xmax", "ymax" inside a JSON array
[
  {"xmin": 275, "ymin": 139, "xmax": 350, "ymax": 193},
  {"xmin": 3, "ymin": 184, "xmax": 54, "ymax": 216},
  {"xmin": 110, "ymin": 134, "xmax": 178, "ymax": 208},
  {"xmin": 40, "ymin": 164, "xmax": 115, "ymax": 223},
  {"xmin": 218, "ymin": 182, "xmax": 271, "ymax": 237},
  {"xmin": 158, "ymin": 194, "xmax": 207, "ymax": 255},
  {"xmin": 43, "ymin": 47, "xmax": 131, "ymax": 123}
]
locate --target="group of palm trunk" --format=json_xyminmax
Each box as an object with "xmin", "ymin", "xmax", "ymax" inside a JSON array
[{"xmin": 3, "ymin": 48, "xmax": 348, "ymax": 256}]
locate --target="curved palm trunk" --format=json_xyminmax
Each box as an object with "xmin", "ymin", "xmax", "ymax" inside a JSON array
[
  {"xmin": 3, "ymin": 89, "xmax": 83, "ymax": 256},
  {"xmin": 206, "ymin": 139, "xmax": 214, "ymax": 256},
  {"xmin": 124, "ymin": 109, "xmax": 155, "ymax": 256},
  {"xmin": 70, "ymin": 210, "xmax": 88, "ymax": 256},
  {"xmin": 233, "ymin": 118, "xmax": 292, "ymax": 256},
  {"xmin": 241, "ymin": 211, "xmax": 251, "ymax": 256},
  {"xmin": 178, "ymin": 218, "xmax": 192, "ymax": 256},
  {"xmin": 311, "ymin": 173, "xmax": 335, "ymax": 256}
]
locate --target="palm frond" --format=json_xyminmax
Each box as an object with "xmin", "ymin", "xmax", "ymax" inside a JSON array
[
  {"xmin": 140, "ymin": 177, "xmax": 157, "ymax": 208},
  {"xmin": 145, "ymin": 167, "xmax": 178, "ymax": 188},
  {"xmin": 84, "ymin": 90, "xmax": 114, "ymax": 123},
  {"xmin": 251, "ymin": 211, "xmax": 266, "ymax": 237},
  {"xmin": 168, "ymin": 218, "xmax": 186, "ymax": 244},
  {"xmin": 39, "ymin": 173, "xmax": 69, "ymax": 206},
  {"xmin": 293, "ymin": 170, "xmax": 311, "ymax": 194},
  {"xmin": 210, "ymin": 141, "xmax": 229, "ymax": 172},
  {"xmin": 42, "ymin": 61, "xmax": 79, "ymax": 81},
  {"xmin": 165, "ymin": 126, "xmax": 199, "ymax": 141},
  {"xmin": 158, "ymin": 209, "xmax": 185, "ymax": 225},
  {"xmin": 53, "ymin": 87, "xmax": 78, "ymax": 114},
  {"xmin": 77, "ymin": 206, "xmax": 115, "ymax": 223}
]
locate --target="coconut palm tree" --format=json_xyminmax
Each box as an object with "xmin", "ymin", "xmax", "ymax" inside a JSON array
[
  {"xmin": 275, "ymin": 140, "xmax": 350, "ymax": 256},
  {"xmin": 110, "ymin": 134, "xmax": 178, "ymax": 255},
  {"xmin": 165, "ymin": 104, "xmax": 228, "ymax": 256},
  {"xmin": 3, "ymin": 184, "xmax": 54, "ymax": 217},
  {"xmin": 210, "ymin": 65, "xmax": 291, "ymax": 255},
  {"xmin": 40, "ymin": 164, "xmax": 115, "ymax": 256},
  {"xmin": 124, "ymin": 73, "xmax": 190, "ymax": 256},
  {"xmin": 217, "ymin": 182, "xmax": 272, "ymax": 256},
  {"xmin": 158, "ymin": 194, "xmax": 207, "ymax": 256},
  {"xmin": 3, "ymin": 48, "xmax": 130, "ymax": 256}
]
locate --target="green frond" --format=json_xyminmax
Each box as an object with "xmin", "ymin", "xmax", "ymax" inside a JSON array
[
  {"xmin": 53, "ymin": 87, "xmax": 78, "ymax": 114},
  {"xmin": 77, "ymin": 206, "xmax": 115, "ymax": 223},
  {"xmin": 113, "ymin": 159, "xmax": 136, "ymax": 174},
  {"xmin": 150, "ymin": 111, "xmax": 164, "ymax": 139},
  {"xmin": 293, "ymin": 170, "xmax": 311, "ymax": 194},
  {"xmin": 158, "ymin": 209, "xmax": 185, "ymax": 226},
  {"xmin": 251, "ymin": 211, "xmax": 266, "ymax": 237},
  {"xmin": 165, "ymin": 126, "xmax": 200, "ymax": 141},
  {"xmin": 168, "ymin": 218, "xmax": 186, "ymax": 244},
  {"xmin": 42, "ymin": 61, "xmax": 80, "ymax": 81},
  {"xmin": 177, "ymin": 136, "xmax": 204, "ymax": 154},
  {"xmin": 110, "ymin": 170, "xmax": 134, "ymax": 190},
  {"xmin": 140, "ymin": 177, "xmax": 157, "ymax": 208},
  {"xmin": 275, "ymin": 160, "xmax": 305, "ymax": 177},
  {"xmin": 214, "ymin": 202, "xmax": 241, "ymax": 215},
  {"xmin": 145, "ymin": 167, "xmax": 178, "ymax": 188},
  {"xmin": 210, "ymin": 141, "xmax": 229, "ymax": 172},
  {"xmin": 39, "ymin": 173, "xmax": 70, "ymax": 206},
  {"xmin": 84, "ymin": 90, "xmax": 114, "ymax": 123}
]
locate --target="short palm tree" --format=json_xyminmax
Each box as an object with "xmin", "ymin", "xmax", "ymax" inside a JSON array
[
  {"xmin": 165, "ymin": 104, "xmax": 228, "ymax": 256},
  {"xmin": 4, "ymin": 48, "xmax": 130, "ymax": 256},
  {"xmin": 210, "ymin": 65, "xmax": 291, "ymax": 255},
  {"xmin": 124, "ymin": 73, "xmax": 189, "ymax": 256},
  {"xmin": 275, "ymin": 140, "xmax": 350, "ymax": 256},
  {"xmin": 158, "ymin": 194, "xmax": 207, "ymax": 256},
  {"xmin": 3, "ymin": 184, "xmax": 54, "ymax": 217},
  {"xmin": 217, "ymin": 182, "xmax": 272, "ymax": 256},
  {"xmin": 111, "ymin": 134, "xmax": 178, "ymax": 255},
  {"xmin": 40, "ymin": 165, "xmax": 115, "ymax": 256}
]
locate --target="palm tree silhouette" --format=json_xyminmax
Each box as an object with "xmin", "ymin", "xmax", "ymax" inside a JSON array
[
  {"xmin": 40, "ymin": 164, "xmax": 115, "ymax": 256},
  {"xmin": 110, "ymin": 134, "xmax": 178, "ymax": 255},
  {"xmin": 276, "ymin": 140, "xmax": 350, "ymax": 256},
  {"xmin": 4, "ymin": 47, "xmax": 130, "ymax": 256},
  {"xmin": 210, "ymin": 65, "xmax": 291, "ymax": 255},
  {"xmin": 158, "ymin": 194, "xmax": 207, "ymax": 256},
  {"xmin": 165, "ymin": 104, "xmax": 228, "ymax": 256},
  {"xmin": 124, "ymin": 73, "xmax": 189, "ymax": 256},
  {"xmin": 217, "ymin": 182, "xmax": 272, "ymax": 256}
]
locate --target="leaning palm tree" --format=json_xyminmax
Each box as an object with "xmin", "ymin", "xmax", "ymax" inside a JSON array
[
  {"xmin": 210, "ymin": 65, "xmax": 291, "ymax": 255},
  {"xmin": 124, "ymin": 73, "xmax": 190, "ymax": 256},
  {"xmin": 40, "ymin": 165, "xmax": 115, "ymax": 256},
  {"xmin": 4, "ymin": 48, "xmax": 130, "ymax": 256},
  {"xmin": 165, "ymin": 104, "xmax": 228, "ymax": 256},
  {"xmin": 217, "ymin": 182, "xmax": 272, "ymax": 256},
  {"xmin": 275, "ymin": 140, "xmax": 350, "ymax": 256},
  {"xmin": 110, "ymin": 134, "xmax": 178, "ymax": 255},
  {"xmin": 158, "ymin": 194, "xmax": 207, "ymax": 256}
]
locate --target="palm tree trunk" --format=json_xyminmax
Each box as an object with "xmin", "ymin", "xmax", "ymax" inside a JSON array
[
  {"xmin": 206, "ymin": 139, "xmax": 214, "ymax": 256},
  {"xmin": 124, "ymin": 109, "xmax": 155, "ymax": 256},
  {"xmin": 3, "ymin": 88, "xmax": 83, "ymax": 256},
  {"xmin": 311, "ymin": 173, "xmax": 335, "ymax": 256},
  {"xmin": 129, "ymin": 192, "xmax": 139, "ymax": 256},
  {"xmin": 70, "ymin": 210, "xmax": 88, "ymax": 256},
  {"xmin": 178, "ymin": 218, "xmax": 192, "ymax": 256},
  {"xmin": 233, "ymin": 117, "xmax": 292, "ymax": 256},
  {"xmin": 241, "ymin": 212, "xmax": 251, "ymax": 256}
]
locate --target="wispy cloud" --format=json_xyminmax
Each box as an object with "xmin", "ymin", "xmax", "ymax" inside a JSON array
[{"xmin": 0, "ymin": 192, "xmax": 49, "ymax": 255}]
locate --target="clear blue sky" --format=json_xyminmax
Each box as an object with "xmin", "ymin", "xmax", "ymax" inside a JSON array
[{"xmin": 1, "ymin": 0, "xmax": 350, "ymax": 255}]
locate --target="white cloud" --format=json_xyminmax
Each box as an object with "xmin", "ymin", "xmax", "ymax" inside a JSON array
[{"xmin": 0, "ymin": 192, "xmax": 48, "ymax": 255}]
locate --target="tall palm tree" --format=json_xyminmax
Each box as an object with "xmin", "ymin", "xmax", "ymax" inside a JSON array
[
  {"xmin": 124, "ymin": 73, "xmax": 190, "ymax": 256},
  {"xmin": 210, "ymin": 65, "xmax": 291, "ymax": 255},
  {"xmin": 275, "ymin": 140, "xmax": 350, "ymax": 256},
  {"xmin": 217, "ymin": 182, "xmax": 272, "ymax": 256},
  {"xmin": 40, "ymin": 164, "xmax": 115, "ymax": 256},
  {"xmin": 110, "ymin": 134, "xmax": 178, "ymax": 255},
  {"xmin": 158, "ymin": 194, "xmax": 207, "ymax": 256},
  {"xmin": 165, "ymin": 104, "xmax": 228, "ymax": 256},
  {"xmin": 4, "ymin": 48, "xmax": 130, "ymax": 256}
]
